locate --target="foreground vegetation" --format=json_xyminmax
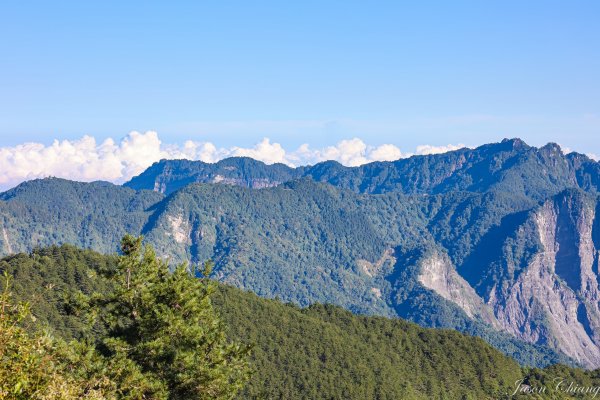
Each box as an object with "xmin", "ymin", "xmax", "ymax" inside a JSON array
[
  {"xmin": 0, "ymin": 238, "xmax": 249, "ymax": 399},
  {"xmin": 2, "ymin": 243, "xmax": 600, "ymax": 398}
]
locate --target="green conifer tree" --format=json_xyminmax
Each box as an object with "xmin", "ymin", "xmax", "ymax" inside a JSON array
[{"xmin": 94, "ymin": 235, "xmax": 251, "ymax": 399}]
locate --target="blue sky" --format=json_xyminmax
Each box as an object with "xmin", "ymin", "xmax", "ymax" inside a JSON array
[{"xmin": 0, "ymin": 1, "xmax": 599, "ymax": 153}]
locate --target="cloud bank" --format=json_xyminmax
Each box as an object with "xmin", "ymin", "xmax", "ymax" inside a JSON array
[{"xmin": 0, "ymin": 131, "xmax": 469, "ymax": 190}]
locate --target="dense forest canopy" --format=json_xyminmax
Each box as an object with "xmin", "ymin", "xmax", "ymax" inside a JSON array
[{"xmin": 3, "ymin": 244, "xmax": 600, "ymax": 399}]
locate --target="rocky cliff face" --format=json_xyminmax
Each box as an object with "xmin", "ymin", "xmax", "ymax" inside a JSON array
[
  {"xmin": 416, "ymin": 191, "xmax": 600, "ymax": 368},
  {"xmin": 418, "ymin": 253, "xmax": 499, "ymax": 327},
  {"xmin": 1, "ymin": 226, "xmax": 12, "ymax": 254},
  {"xmin": 491, "ymin": 192, "xmax": 600, "ymax": 368}
]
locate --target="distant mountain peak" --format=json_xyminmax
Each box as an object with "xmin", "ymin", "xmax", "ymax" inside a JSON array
[
  {"xmin": 124, "ymin": 156, "xmax": 303, "ymax": 194},
  {"xmin": 540, "ymin": 142, "xmax": 563, "ymax": 153},
  {"xmin": 122, "ymin": 138, "xmax": 600, "ymax": 197},
  {"xmin": 495, "ymin": 137, "xmax": 529, "ymax": 151}
]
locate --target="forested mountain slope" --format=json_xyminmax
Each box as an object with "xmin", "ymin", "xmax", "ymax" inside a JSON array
[
  {"xmin": 3, "ymin": 138, "xmax": 600, "ymax": 368},
  {"xmin": 3, "ymin": 245, "xmax": 599, "ymax": 400},
  {"xmin": 124, "ymin": 157, "xmax": 305, "ymax": 194},
  {"xmin": 0, "ymin": 178, "xmax": 163, "ymax": 255}
]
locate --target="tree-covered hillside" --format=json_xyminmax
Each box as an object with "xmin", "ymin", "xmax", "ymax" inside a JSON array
[
  {"xmin": 0, "ymin": 178, "xmax": 163, "ymax": 255},
  {"xmin": 124, "ymin": 157, "xmax": 305, "ymax": 194},
  {"xmin": 3, "ymin": 139, "xmax": 600, "ymax": 368},
  {"xmin": 3, "ymin": 245, "xmax": 599, "ymax": 399}
]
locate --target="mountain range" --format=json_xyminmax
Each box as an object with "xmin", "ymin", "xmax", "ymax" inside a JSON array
[{"xmin": 2, "ymin": 138, "xmax": 600, "ymax": 368}]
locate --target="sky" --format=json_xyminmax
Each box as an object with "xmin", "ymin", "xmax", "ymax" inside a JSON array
[{"xmin": 0, "ymin": 1, "xmax": 599, "ymax": 189}]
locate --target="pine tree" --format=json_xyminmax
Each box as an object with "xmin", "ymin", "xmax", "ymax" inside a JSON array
[{"xmin": 94, "ymin": 235, "xmax": 251, "ymax": 399}]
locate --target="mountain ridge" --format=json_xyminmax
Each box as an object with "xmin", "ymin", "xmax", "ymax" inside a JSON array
[
  {"xmin": 124, "ymin": 138, "xmax": 600, "ymax": 198},
  {"xmin": 3, "ymin": 138, "xmax": 600, "ymax": 368}
]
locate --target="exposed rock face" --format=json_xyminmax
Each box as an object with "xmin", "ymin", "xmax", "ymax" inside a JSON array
[
  {"xmin": 417, "ymin": 252, "xmax": 499, "ymax": 327},
  {"xmin": 211, "ymin": 175, "xmax": 282, "ymax": 189},
  {"xmin": 125, "ymin": 152, "xmax": 600, "ymax": 368},
  {"xmin": 418, "ymin": 191, "xmax": 600, "ymax": 368},
  {"xmin": 490, "ymin": 193, "xmax": 600, "ymax": 368},
  {"xmin": 152, "ymin": 173, "xmax": 283, "ymax": 194},
  {"xmin": 358, "ymin": 248, "xmax": 396, "ymax": 277},
  {"xmin": 153, "ymin": 180, "xmax": 167, "ymax": 194},
  {"xmin": 167, "ymin": 214, "xmax": 192, "ymax": 245},
  {"xmin": 1, "ymin": 227, "xmax": 12, "ymax": 255},
  {"xmin": 370, "ymin": 287, "xmax": 382, "ymax": 298}
]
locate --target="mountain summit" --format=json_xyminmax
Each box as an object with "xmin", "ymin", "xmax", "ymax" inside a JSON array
[{"xmin": 125, "ymin": 138, "xmax": 599, "ymax": 199}]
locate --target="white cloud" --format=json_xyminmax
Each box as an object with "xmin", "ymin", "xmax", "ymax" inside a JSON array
[
  {"xmin": 229, "ymin": 138, "xmax": 288, "ymax": 164},
  {"xmin": 368, "ymin": 144, "xmax": 403, "ymax": 161},
  {"xmin": 415, "ymin": 144, "xmax": 468, "ymax": 155},
  {"xmin": 558, "ymin": 143, "xmax": 573, "ymax": 155},
  {"xmin": 0, "ymin": 131, "xmax": 468, "ymax": 190},
  {"xmin": 291, "ymin": 138, "xmax": 408, "ymax": 167}
]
